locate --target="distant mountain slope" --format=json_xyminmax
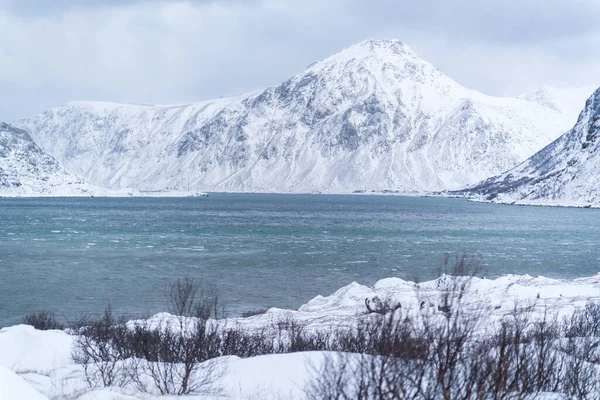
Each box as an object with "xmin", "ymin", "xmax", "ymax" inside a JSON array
[
  {"xmin": 518, "ymin": 85, "xmax": 597, "ymax": 119},
  {"xmin": 15, "ymin": 40, "xmax": 588, "ymax": 194},
  {"xmin": 461, "ymin": 87, "xmax": 600, "ymax": 206},
  {"xmin": 0, "ymin": 122, "xmax": 100, "ymax": 196}
]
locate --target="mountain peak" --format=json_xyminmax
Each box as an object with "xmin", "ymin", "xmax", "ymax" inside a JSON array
[
  {"xmin": 299, "ymin": 38, "xmax": 451, "ymax": 91},
  {"xmin": 322, "ymin": 39, "xmax": 417, "ymax": 64},
  {"xmin": 518, "ymin": 86, "xmax": 562, "ymax": 112},
  {"xmin": 354, "ymin": 39, "xmax": 409, "ymax": 51},
  {"xmin": 519, "ymin": 85, "xmax": 598, "ymax": 118}
]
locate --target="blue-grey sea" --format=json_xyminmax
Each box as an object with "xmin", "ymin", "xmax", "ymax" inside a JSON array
[{"xmin": 1, "ymin": 194, "xmax": 599, "ymax": 327}]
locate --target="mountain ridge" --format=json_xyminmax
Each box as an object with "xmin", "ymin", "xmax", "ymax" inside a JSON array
[{"xmin": 13, "ymin": 39, "xmax": 592, "ymax": 194}]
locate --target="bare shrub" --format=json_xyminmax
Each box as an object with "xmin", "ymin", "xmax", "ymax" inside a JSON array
[
  {"xmin": 440, "ymin": 252, "xmax": 481, "ymax": 278},
  {"xmin": 169, "ymin": 277, "xmax": 199, "ymax": 317},
  {"xmin": 169, "ymin": 277, "xmax": 224, "ymax": 320},
  {"xmin": 528, "ymin": 309, "xmax": 563, "ymax": 393},
  {"xmin": 560, "ymin": 336, "xmax": 600, "ymax": 399},
  {"xmin": 23, "ymin": 311, "xmax": 64, "ymax": 331},
  {"xmin": 307, "ymin": 354, "xmax": 357, "ymax": 400},
  {"xmin": 560, "ymin": 302, "xmax": 600, "ymax": 398},
  {"xmin": 72, "ymin": 278, "xmax": 227, "ymax": 396},
  {"xmin": 71, "ymin": 305, "xmax": 134, "ymax": 388},
  {"xmin": 565, "ymin": 301, "xmax": 600, "ymax": 338},
  {"xmin": 130, "ymin": 319, "xmax": 224, "ymax": 396},
  {"xmin": 307, "ymin": 314, "xmax": 437, "ymax": 400},
  {"xmin": 219, "ymin": 326, "xmax": 276, "ymax": 358}
]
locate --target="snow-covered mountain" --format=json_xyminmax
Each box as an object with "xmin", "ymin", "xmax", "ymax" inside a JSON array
[
  {"xmin": 15, "ymin": 40, "xmax": 588, "ymax": 194},
  {"xmin": 461, "ymin": 87, "xmax": 600, "ymax": 206},
  {"xmin": 518, "ymin": 85, "xmax": 597, "ymax": 120},
  {"xmin": 0, "ymin": 122, "xmax": 105, "ymax": 196}
]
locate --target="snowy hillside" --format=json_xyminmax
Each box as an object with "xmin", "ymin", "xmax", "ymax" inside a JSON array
[
  {"xmin": 0, "ymin": 122, "xmax": 103, "ymax": 196},
  {"xmin": 15, "ymin": 40, "xmax": 587, "ymax": 194},
  {"xmin": 462, "ymin": 87, "xmax": 600, "ymax": 207}
]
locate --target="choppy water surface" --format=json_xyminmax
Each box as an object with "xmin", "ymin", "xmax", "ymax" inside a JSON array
[{"xmin": 1, "ymin": 194, "xmax": 599, "ymax": 327}]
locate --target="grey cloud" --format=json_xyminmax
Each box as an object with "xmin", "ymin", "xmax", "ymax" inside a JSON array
[
  {"xmin": 348, "ymin": 0, "xmax": 600, "ymax": 45},
  {"xmin": 0, "ymin": 0, "xmax": 243, "ymax": 15},
  {"xmin": 0, "ymin": 0, "xmax": 598, "ymax": 121},
  {"xmin": 0, "ymin": 0, "xmax": 141, "ymax": 14}
]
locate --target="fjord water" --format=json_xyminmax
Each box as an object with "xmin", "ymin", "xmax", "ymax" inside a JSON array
[{"xmin": 1, "ymin": 194, "xmax": 599, "ymax": 327}]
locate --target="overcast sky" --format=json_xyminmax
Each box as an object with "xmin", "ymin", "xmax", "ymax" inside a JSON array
[{"xmin": 1, "ymin": 0, "xmax": 599, "ymax": 120}]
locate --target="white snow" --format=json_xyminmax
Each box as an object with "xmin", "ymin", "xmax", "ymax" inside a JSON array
[
  {"xmin": 464, "ymin": 87, "xmax": 600, "ymax": 207},
  {"xmin": 0, "ymin": 366, "xmax": 48, "ymax": 400},
  {"xmin": 2, "ymin": 273, "xmax": 600, "ymax": 399},
  {"xmin": 518, "ymin": 84, "xmax": 597, "ymax": 117},
  {"xmin": 0, "ymin": 122, "xmax": 106, "ymax": 197},
  {"xmin": 13, "ymin": 40, "xmax": 589, "ymax": 196}
]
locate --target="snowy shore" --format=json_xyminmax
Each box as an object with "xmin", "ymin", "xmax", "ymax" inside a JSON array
[
  {"xmin": 2, "ymin": 273, "xmax": 600, "ymax": 399},
  {"xmin": 463, "ymin": 195, "xmax": 600, "ymax": 209},
  {"xmin": 5, "ymin": 188, "xmax": 600, "ymax": 211},
  {"xmin": 0, "ymin": 188, "xmax": 210, "ymax": 198}
]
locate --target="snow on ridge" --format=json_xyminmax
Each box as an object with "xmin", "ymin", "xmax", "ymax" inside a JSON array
[
  {"xmin": 61, "ymin": 91, "xmax": 254, "ymax": 112},
  {"xmin": 311, "ymin": 39, "xmax": 420, "ymax": 71}
]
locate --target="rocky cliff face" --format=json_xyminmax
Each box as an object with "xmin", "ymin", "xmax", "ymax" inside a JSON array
[{"xmin": 15, "ymin": 40, "xmax": 585, "ymax": 194}]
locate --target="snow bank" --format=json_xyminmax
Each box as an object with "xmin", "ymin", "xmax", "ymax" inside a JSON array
[
  {"xmin": 0, "ymin": 365, "xmax": 48, "ymax": 400},
  {"xmin": 0, "ymin": 325, "xmax": 73, "ymax": 372}
]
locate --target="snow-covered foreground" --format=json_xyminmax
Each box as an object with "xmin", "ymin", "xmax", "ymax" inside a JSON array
[{"xmin": 3, "ymin": 273, "xmax": 600, "ymax": 399}]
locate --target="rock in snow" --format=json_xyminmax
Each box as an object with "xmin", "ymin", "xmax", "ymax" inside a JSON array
[
  {"xmin": 462, "ymin": 87, "xmax": 600, "ymax": 207},
  {"xmin": 15, "ymin": 40, "xmax": 588, "ymax": 194}
]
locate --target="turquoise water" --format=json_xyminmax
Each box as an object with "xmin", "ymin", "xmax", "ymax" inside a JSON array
[{"xmin": 1, "ymin": 194, "xmax": 600, "ymax": 327}]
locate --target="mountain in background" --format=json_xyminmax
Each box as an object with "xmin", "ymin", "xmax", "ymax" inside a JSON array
[
  {"xmin": 0, "ymin": 122, "xmax": 102, "ymax": 196},
  {"xmin": 518, "ymin": 85, "xmax": 597, "ymax": 119},
  {"xmin": 14, "ymin": 40, "xmax": 591, "ymax": 194},
  {"xmin": 459, "ymin": 87, "xmax": 600, "ymax": 206}
]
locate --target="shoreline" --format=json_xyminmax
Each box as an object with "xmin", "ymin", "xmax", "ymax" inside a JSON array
[
  {"xmin": 0, "ymin": 191, "xmax": 600, "ymax": 209},
  {"xmin": 1, "ymin": 189, "xmax": 598, "ymax": 210}
]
